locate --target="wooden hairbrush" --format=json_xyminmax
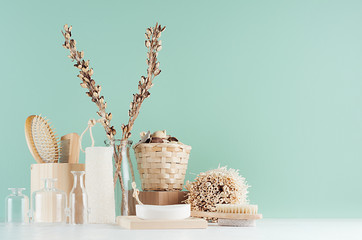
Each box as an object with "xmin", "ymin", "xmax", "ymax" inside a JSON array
[
  {"xmin": 25, "ymin": 115, "xmax": 60, "ymax": 163},
  {"xmin": 191, "ymin": 204, "xmax": 262, "ymax": 227}
]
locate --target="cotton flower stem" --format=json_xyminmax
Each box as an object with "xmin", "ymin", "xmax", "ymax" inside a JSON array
[
  {"xmin": 62, "ymin": 23, "xmax": 166, "ymax": 215},
  {"xmin": 114, "ymin": 23, "xmax": 166, "ymax": 187},
  {"xmin": 61, "ymin": 24, "xmax": 116, "ymax": 140}
]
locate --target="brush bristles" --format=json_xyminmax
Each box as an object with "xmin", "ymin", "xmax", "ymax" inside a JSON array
[
  {"xmin": 31, "ymin": 115, "xmax": 60, "ymax": 163},
  {"xmin": 216, "ymin": 204, "xmax": 258, "ymax": 215}
]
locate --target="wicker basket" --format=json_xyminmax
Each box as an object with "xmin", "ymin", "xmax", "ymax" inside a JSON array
[{"xmin": 134, "ymin": 142, "xmax": 191, "ymax": 191}]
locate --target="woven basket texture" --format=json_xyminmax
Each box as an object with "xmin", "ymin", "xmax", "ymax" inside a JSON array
[{"xmin": 134, "ymin": 143, "xmax": 191, "ymax": 191}]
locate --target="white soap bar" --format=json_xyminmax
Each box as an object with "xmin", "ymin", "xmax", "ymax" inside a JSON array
[{"xmin": 136, "ymin": 204, "xmax": 190, "ymax": 220}]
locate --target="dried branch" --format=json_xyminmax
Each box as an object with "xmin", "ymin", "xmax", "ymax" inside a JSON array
[
  {"xmin": 113, "ymin": 23, "xmax": 165, "ymax": 187},
  {"xmin": 120, "ymin": 22, "xmax": 166, "ymax": 141},
  {"xmin": 61, "ymin": 23, "xmax": 166, "ymax": 215},
  {"xmin": 61, "ymin": 24, "xmax": 116, "ymax": 140}
]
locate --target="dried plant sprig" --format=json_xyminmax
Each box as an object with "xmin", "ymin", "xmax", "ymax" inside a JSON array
[
  {"xmin": 61, "ymin": 23, "xmax": 166, "ymax": 215},
  {"xmin": 113, "ymin": 23, "xmax": 165, "ymax": 190},
  {"xmin": 61, "ymin": 24, "xmax": 116, "ymax": 140},
  {"xmin": 120, "ymin": 22, "xmax": 166, "ymax": 141},
  {"xmin": 113, "ymin": 23, "xmax": 165, "ymax": 210}
]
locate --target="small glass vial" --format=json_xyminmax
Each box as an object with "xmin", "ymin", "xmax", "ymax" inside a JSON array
[
  {"xmin": 32, "ymin": 178, "xmax": 67, "ymax": 223},
  {"xmin": 5, "ymin": 188, "xmax": 29, "ymax": 224},
  {"xmin": 69, "ymin": 171, "xmax": 89, "ymax": 224}
]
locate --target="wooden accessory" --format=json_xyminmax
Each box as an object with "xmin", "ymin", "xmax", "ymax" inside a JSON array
[
  {"xmin": 117, "ymin": 216, "xmax": 207, "ymax": 230},
  {"xmin": 191, "ymin": 211, "xmax": 262, "ymax": 220},
  {"xmin": 30, "ymin": 163, "xmax": 85, "ymax": 202},
  {"xmin": 128, "ymin": 191, "xmax": 188, "ymax": 215},
  {"xmin": 25, "ymin": 115, "xmax": 60, "ymax": 163},
  {"xmin": 134, "ymin": 143, "xmax": 191, "ymax": 191},
  {"xmin": 59, "ymin": 133, "xmax": 80, "ymax": 163},
  {"xmin": 30, "ymin": 163, "xmax": 85, "ymax": 223},
  {"xmin": 214, "ymin": 204, "xmax": 261, "ymax": 227}
]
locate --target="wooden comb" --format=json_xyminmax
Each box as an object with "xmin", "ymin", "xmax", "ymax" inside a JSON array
[
  {"xmin": 59, "ymin": 133, "xmax": 80, "ymax": 163},
  {"xmin": 25, "ymin": 115, "xmax": 60, "ymax": 163}
]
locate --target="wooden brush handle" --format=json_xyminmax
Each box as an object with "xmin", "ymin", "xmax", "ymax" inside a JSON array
[{"xmin": 25, "ymin": 115, "xmax": 44, "ymax": 163}]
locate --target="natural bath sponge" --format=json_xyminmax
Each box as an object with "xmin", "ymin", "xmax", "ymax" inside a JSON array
[{"xmin": 185, "ymin": 166, "xmax": 249, "ymax": 220}]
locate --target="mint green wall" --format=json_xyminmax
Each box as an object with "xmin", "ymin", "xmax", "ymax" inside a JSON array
[{"xmin": 1, "ymin": 0, "xmax": 362, "ymax": 220}]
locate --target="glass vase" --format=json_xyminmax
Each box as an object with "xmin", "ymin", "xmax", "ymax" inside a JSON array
[
  {"xmin": 31, "ymin": 178, "xmax": 67, "ymax": 223},
  {"xmin": 69, "ymin": 171, "xmax": 88, "ymax": 224},
  {"xmin": 106, "ymin": 139, "xmax": 134, "ymax": 216},
  {"xmin": 119, "ymin": 140, "xmax": 133, "ymax": 216},
  {"xmin": 5, "ymin": 188, "xmax": 29, "ymax": 224}
]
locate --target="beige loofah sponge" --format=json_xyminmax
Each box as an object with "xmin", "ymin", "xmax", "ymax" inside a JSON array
[{"xmin": 185, "ymin": 166, "xmax": 249, "ymax": 222}]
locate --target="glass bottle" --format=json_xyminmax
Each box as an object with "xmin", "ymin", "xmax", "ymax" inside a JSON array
[
  {"xmin": 69, "ymin": 171, "xmax": 88, "ymax": 224},
  {"xmin": 5, "ymin": 188, "xmax": 29, "ymax": 224},
  {"xmin": 105, "ymin": 139, "xmax": 134, "ymax": 216},
  {"xmin": 31, "ymin": 178, "xmax": 67, "ymax": 223}
]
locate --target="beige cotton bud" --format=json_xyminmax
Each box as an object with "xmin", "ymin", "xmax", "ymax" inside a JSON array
[
  {"xmin": 145, "ymin": 40, "xmax": 151, "ymax": 48},
  {"xmin": 146, "ymin": 28, "xmax": 152, "ymax": 35},
  {"xmin": 151, "ymin": 130, "xmax": 167, "ymax": 139}
]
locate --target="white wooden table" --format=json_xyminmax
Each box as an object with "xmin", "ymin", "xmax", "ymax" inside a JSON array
[{"xmin": 1, "ymin": 219, "xmax": 361, "ymax": 240}]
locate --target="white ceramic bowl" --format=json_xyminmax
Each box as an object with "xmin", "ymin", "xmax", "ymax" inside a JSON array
[{"xmin": 136, "ymin": 204, "xmax": 191, "ymax": 220}]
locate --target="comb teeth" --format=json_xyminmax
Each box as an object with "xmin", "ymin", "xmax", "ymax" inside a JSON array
[{"xmin": 216, "ymin": 204, "xmax": 258, "ymax": 215}]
